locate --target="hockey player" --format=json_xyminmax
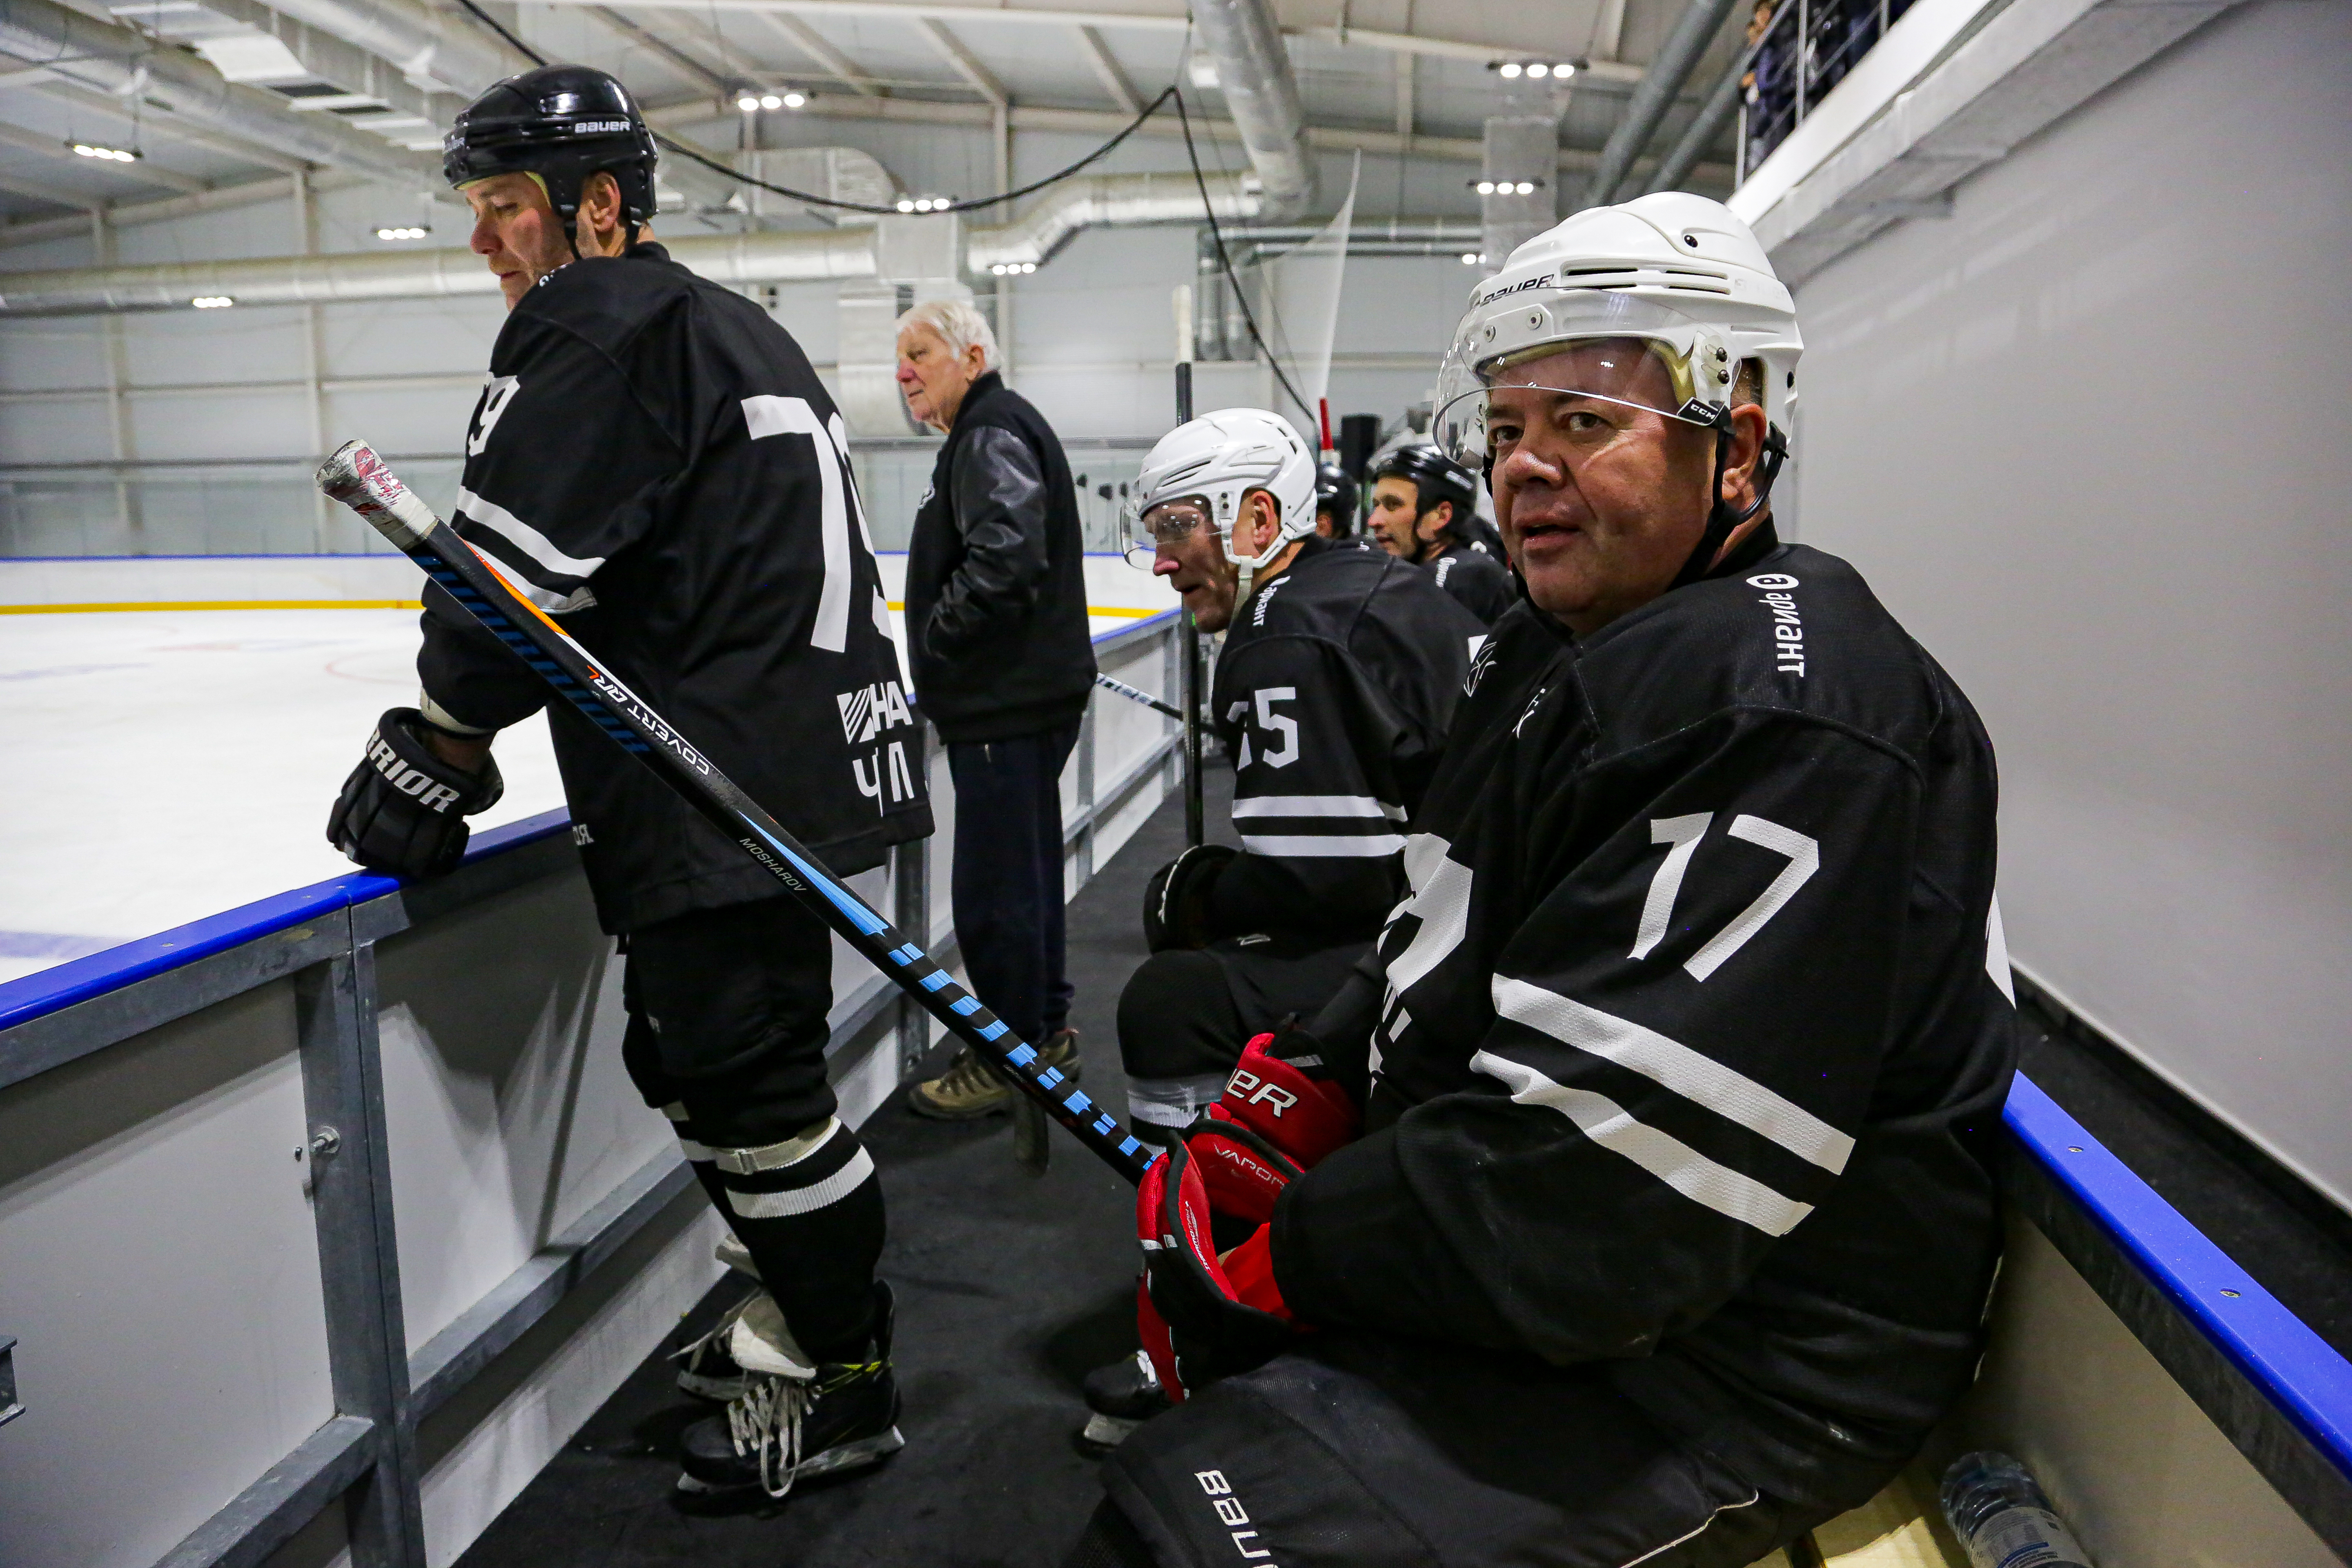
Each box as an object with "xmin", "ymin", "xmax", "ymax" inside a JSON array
[
  {"xmin": 1311, "ymin": 455, "xmax": 1359, "ymax": 539},
  {"xmin": 323, "ymin": 66, "xmax": 929, "ymax": 1502},
  {"xmin": 1078, "ymin": 410, "xmax": 1483, "ymax": 1448},
  {"xmin": 1076, "ymin": 194, "xmax": 2019, "ymax": 1567},
  {"xmin": 1368, "ymin": 441, "xmax": 1517, "ymax": 624}
]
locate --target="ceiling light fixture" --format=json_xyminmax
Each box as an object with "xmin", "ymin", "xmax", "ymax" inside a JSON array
[
  {"xmin": 71, "ymin": 141, "xmax": 140, "ymax": 162},
  {"xmin": 1497, "ymin": 62, "xmax": 1522, "ymax": 78},
  {"xmin": 760, "ymin": 93, "xmax": 782, "ymax": 109},
  {"xmin": 374, "ymin": 225, "xmax": 428, "ymax": 240},
  {"xmin": 736, "ymin": 93, "xmax": 761, "ymax": 112},
  {"xmin": 192, "ymin": 296, "xmax": 234, "ymax": 308},
  {"xmin": 1526, "ymin": 62, "xmax": 1549, "ymax": 78},
  {"xmin": 895, "ymin": 197, "xmax": 915, "ymax": 212},
  {"xmin": 782, "ymin": 91, "xmax": 806, "ymax": 109},
  {"xmin": 1474, "ymin": 179, "xmax": 1496, "ymax": 195},
  {"xmin": 1460, "ymin": 252, "xmax": 1486, "ymax": 266}
]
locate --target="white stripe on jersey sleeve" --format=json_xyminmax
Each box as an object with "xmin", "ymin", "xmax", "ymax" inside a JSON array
[
  {"xmin": 1385, "ymin": 835, "xmax": 1473, "ymax": 994},
  {"xmin": 1470, "ymin": 1049, "xmax": 1814, "ymax": 1236},
  {"xmin": 474, "ymin": 550, "xmax": 597, "ymax": 615},
  {"xmin": 1491, "ymin": 976, "xmax": 1853, "ymax": 1174},
  {"xmin": 1232, "ymin": 795, "xmax": 1408, "ymax": 822},
  {"xmin": 457, "ymin": 488, "xmax": 605, "ymax": 580},
  {"xmin": 1239, "ymin": 833, "xmax": 1408, "ymax": 858}
]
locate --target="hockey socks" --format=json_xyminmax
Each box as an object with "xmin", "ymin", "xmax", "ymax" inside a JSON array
[{"xmin": 670, "ymin": 1109, "xmax": 886, "ymax": 1363}]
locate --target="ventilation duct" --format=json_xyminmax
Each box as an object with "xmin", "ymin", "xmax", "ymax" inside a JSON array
[
  {"xmin": 0, "ymin": 171, "xmax": 1265, "ymax": 315},
  {"xmin": 1581, "ymin": 0, "xmax": 1745, "ymax": 207},
  {"xmin": 1185, "ymin": 0, "xmax": 1316, "ymax": 220},
  {"xmin": 1481, "ymin": 114, "xmax": 1561, "ymax": 271},
  {"xmin": 0, "ymin": 0, "xmax": 438, "ymax": 187},
  {"xmin": 964, "ymin": 172, "xmax": 1259, "ymax": 272}
]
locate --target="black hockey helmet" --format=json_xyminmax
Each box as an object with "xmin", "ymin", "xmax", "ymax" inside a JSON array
[
  {"xmin": 444, "ymin": 65, "xmax": 658, "ymax": 233},
  {"xmin": 1315, "ymin": 457, "xmax": 1358, "ymax": 534},
  {"xmin": 1371, "ymin": 442, "xmax": 1479, "ymax": 528}
]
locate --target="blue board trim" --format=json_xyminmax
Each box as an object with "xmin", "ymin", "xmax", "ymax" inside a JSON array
[
  {"xmin": 0, "ymin": 808, "xmax": 572, "ymax": 1036},
  {"xmin": 2007, "ymin": 1072, "xmax": 2352, "ymax": 1483}
]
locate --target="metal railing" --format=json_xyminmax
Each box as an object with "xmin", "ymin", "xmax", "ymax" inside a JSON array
[
  {"xmin": 1735, "ymin": 0, "xmax": 1907, "ymax": 182},
  {"xmin": 0, "ymin": 608, "xmax": 1184, "ymax": 1568}
]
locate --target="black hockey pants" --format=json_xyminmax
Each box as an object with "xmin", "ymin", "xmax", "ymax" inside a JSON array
[
  {"xmin": 620, "ymin": 895, "xmax": 882, "ymax": 1362},
  {"xmin": 1076, "ymin": 1332, "xmax": 1851, "ymax": 1568},
  {"xmin": 1116, "ymin": 935, "xmax": 1368, "ymax": 1140}
]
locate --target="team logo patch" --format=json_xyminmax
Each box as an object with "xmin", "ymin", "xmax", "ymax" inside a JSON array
[{"xmin": 837, "ymin": 679, "xmax": 915, "ymax": 745}]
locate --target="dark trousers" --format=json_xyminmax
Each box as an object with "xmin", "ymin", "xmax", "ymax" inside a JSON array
[
  {"xmin": 945, "ymin": 723, "xmax": 1079, "ymax": 1045},
  {"xmin": 621, "ymin": 896, "xmax": 882, "ymax": 1361}
]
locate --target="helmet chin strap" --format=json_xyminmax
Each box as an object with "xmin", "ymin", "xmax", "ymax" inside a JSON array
[{"xmin": 1670, "ymin": 421, "xmax": 1788, "ymax": 590}]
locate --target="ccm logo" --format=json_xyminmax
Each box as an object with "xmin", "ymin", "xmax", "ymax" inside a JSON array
[
  {"xmin": 368, "ymin": 734, "xmax": 461, "ymax": 813},
  {"xmin": 1195, "ymin": 1470, "xmax": 1275, "ymax": 1561},
  {"xmin": 1224, "ymin": 1070, "xmax": 1296, "ymax": 1119}
]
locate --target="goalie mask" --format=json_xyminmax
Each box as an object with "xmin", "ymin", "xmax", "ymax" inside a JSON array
[
  {"xmin": 1122, "ymin": 410, "xmax": 1317, "ymax": 603},
  {"xmin": 445, "ymin": 65, "xmax": 659, "ymax": 254},
  {"xmin": 1433, "ymin": 193, "xmax": 1802, "ymax": 585}
]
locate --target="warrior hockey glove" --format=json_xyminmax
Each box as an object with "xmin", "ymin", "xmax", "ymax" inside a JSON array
[
  {"xmin": 1141, "ymin": 844, "xmax": 1236, "ymax": 951},
  {"xmin": 1200, "ymin": 1026, "xmax": 1361, "ymax": 1176},
  {"xmin": 1136, "ymin": 1138, "xmax": 1294, "ymax": 1403},
  {"xmin": 327, "ymin": 707, "xmax": 505, "ymax": 880}
]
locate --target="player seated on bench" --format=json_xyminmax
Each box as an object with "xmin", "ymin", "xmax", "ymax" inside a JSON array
[
  {"xmin": 1080, "ymin": 410, "xmax": 1484, "ymax": 1446},
  {"xmin": 1067, "ymin": 194, "xmax": 2023, "ymax": 1568}
]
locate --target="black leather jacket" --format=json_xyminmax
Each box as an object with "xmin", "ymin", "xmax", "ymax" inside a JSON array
[{"xmin": 903, "ymin": 372, "xmax": 1097, "ymax": 742}]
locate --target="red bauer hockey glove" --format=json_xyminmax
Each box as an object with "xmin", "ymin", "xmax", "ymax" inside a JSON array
[
  {"xmin": 1136, "ymin": 1140, "xmax": 1294, "ymax": 1403},
  {"xmin": 1202, "ymin": 1026, "xmax": 1361, "ymax": 1172}
]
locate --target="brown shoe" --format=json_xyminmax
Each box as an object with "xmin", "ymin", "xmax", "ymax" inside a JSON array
[{"xmin": 908, "ymin": 1028, "xmax": 1079, "ymax": 1121}]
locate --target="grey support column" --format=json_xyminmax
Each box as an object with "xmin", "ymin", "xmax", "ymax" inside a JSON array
[{"xmin": 296, "ymin": 926, "xmax": 425, "ymax": 1568}]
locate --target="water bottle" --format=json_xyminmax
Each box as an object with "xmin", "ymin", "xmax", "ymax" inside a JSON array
[{"xmin": 1939, "ymin": 1451, "xmax": 2095, "ymax": 1568}]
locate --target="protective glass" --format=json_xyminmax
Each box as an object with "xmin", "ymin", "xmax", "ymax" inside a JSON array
[
  {"xmin": 1433, "ymin": 291, "xmax": 1735, "ymax": 465},
  {"xmin": 1120, "ymin": 495, "xmax": 1214, "ymax": 570},
  {"xmin": 1434, "ymin": 339, "xmax": 1726, "ymax": 467}
]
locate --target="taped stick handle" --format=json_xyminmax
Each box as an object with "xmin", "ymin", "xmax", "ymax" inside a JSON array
[
  {"xmin": 317, "ymin": 439, "xmax": 1161, "ymax": 1188},
  {"xmin": 1094, "ymin": 670, "xmax": 1183, "ymax": 721}
]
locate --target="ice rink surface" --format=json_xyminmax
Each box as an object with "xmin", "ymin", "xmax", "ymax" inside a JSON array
[{"xmin": 0, "ymin": 555, "xmax": 1175, "ymax": 985}]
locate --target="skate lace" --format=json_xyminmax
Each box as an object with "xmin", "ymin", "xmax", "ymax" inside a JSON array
[
  {"xmin": 728, "ymin": 1358, "xmax": 884, "ymax": 1500},
  {"xmin": 728, "ymin": 1373, "xmax": 811, "ymax": 1499}
]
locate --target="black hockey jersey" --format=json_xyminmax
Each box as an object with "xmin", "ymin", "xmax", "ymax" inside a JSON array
[
  {"xmin": 1274, "ymin": 525, "xmax": 2018, "ymax": 1507},
  {"xmin": 1426, "ymin": 536, "xmax": 1516, "ymax": 625},
  {"xmin": 419, "ymin": 243, "xmax": 931, "ymax": 933},
  {"xmin": 1205, "ymin": 537, "xmax": 1487, "ymax": 943}
]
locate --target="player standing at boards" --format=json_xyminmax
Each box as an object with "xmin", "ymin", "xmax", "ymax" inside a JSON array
[
  {"xmin": 1074, "ymin": 195, "xmax": 2020, "ymax": 1567},
  {"xmin": 1076, "ymin": 410, "xmax": 1483, "ymax": 1447},
  {"xmin": 323, "ymin": 66, "xmax": 930, "ymax": 1502},
  {"xmin": 1367, "ymin": 442, "xmax": 1518, "ymax": 625}
]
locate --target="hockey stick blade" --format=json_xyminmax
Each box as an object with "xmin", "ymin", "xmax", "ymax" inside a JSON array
[
  {"xmin": 317, "ymin": 439, "xmax": 1161, "ymax": 1187},
  {"xmin": 1093, "ymin": 671, "xmax": 1183, "ymax": 722}
]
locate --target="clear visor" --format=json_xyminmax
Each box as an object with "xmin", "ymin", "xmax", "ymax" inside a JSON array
[
  {"xmin": 1432, "ymin": 337, "xmax": 1725, "ymax": 467},
  {"xmin": 1120, "ymin": 494, "xmax": 1214, "ymax": 570}
]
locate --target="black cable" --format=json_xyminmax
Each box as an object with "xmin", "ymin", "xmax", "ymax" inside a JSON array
[
  {"xmin": 656, "ymin": 85, "xmax": 1176, "ymax": 216},
  {"xmin": 1171, "ymin": 87, "xmax": 1314, "ymax": 425},
  {"xmin": 457, "ymin": 0, "xmax": 545, "ymax": 66},
  {"xmin": 448, "ymin": 4, "xmax": 1182, "ymax": 220}
]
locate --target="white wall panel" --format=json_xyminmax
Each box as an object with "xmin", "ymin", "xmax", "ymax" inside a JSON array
[
  {"xmin": 0, "ymin": 986, "xmax": 335, "ymax": 1568},
  {"xmin": 1788, "ymin": 0, "xmax": 2352, "ymax": 1207},
  {"xmin": 373, "ymin": 877, "xmax": 658, "ymax": 1354}
]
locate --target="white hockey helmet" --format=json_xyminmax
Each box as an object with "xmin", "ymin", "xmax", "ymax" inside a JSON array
[
  {"xmin": 1432, "ymin": 192, "xmax": 1802, "ymax": 465},
  {"xmin": 1121, "ymin": 409, "xmax": 1317, "ymax": 596}
]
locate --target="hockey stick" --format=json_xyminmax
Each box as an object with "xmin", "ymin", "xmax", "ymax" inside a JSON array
[
  {"xmin": 1094, "ymin": 670, "xmax": 1183, "ymax": 722},
  {"xmin": 317, "ymin": 440, "xmax": 1161, "ymax": 1187}
]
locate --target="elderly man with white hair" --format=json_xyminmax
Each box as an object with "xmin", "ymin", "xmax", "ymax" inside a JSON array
[{"xmin": 895, "ymin": 299, "xmax": 1096, "ymax": 1135}]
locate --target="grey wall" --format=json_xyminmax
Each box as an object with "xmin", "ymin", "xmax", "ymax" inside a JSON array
[
  {"xmin": 0, "ymin": 125, "xmax": 1479, "ymax": 558},
  {"xmin": 1789, "ymin": 0, "xmax": 2352, "ymax": 1209}
]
